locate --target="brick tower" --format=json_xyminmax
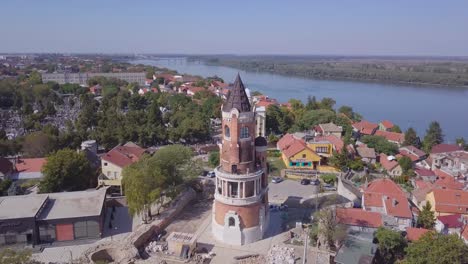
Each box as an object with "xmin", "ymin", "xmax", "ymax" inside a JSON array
[{"xmin": 212, "ymin": 74, "xmax": 269, "ymax": 245}]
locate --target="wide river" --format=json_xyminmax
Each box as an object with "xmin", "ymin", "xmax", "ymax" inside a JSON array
[{"xmin": 132, "ymin": 58, "xmax": 468, "ymax": 142}]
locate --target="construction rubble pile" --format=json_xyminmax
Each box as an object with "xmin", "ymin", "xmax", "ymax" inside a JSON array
[
  {"xmin": 145, "ymin": 241, "xmax": 166, "ymax": 254},
  {"xmin": 266, "ymin": 245, "xmax": 295, "ymax": 264}
]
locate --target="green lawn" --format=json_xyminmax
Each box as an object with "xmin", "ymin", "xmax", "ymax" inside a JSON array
[{"xmin": 268, "ymin": 156, "xmax": 286, "ymax": 177}]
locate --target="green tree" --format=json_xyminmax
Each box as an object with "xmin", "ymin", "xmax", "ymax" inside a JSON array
[
  {"xmin": 329, "ymin": 149, "xmax": 349, "ymax": 171},
  {"xmin": 146, "ymin": 68, "xmax": 155, "ymax": 79},
  {"xmin": 361, "ymin": 135, "xmax": 399, "ymax": 155},
  {"xmin": 403, "ymin": 233, "xmax": 468, "ymax": 264},
  {"xmin": 403, "ymin": 127, "xmax": 420, "ymax": 147},
  {"xmin": 417, "ymin": 202, "xmax": 436, "ymax": 229},
  {"xmin": 338, "ymin": 105, "xmax": 353, "ymax": 118},
  {"xmin": 28, "ymin": 71, "xmax": 42, "ymax": 85},
  {"xmin": 456, "ymin": 137, "xmax": 468, "ymax": 150},
  {"xmin": 398, "ymin": 156, "xmax": 413, "ymax": 175},
  {"xmin": 314, "ymin": 208, "xmax": 347, "ymax": 250},
  {"xmin": 391, "ymin": 125, "xmax": 402, "ymax": 133},
  {"xmin": 122, "ymin": 145, "xmax": 200, "ymax": 220},
  {"xmin": 208, "ymin": 151, "xmax": 220, "ymax": 167},
  {"xmin": 305, "ymin": 95, "xmax": 319, "ymax": 110},
  {"xmin": 319, "ymin": 97, "xmax": 336, "ymax": 111},
  {"xmin": 39, "ymin": 149, "xmax": 93, "ymax": 193},
  {"xmin": 22, "ymin": 131, "xmax": 56, "ymax": 158},
  {"xmin": 375, "ymin": 227, "xmax": 407, "ymax": 263},
  {"xmin": 423, "ymin": 121, "xmax": 444, "ymax": 153}
]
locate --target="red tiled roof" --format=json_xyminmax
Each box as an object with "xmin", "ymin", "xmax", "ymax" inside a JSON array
[
  {"xmin": 433, "ymin": 174, "xmax": 464, "ymax": 190},
  {"xmin": 432, "ymin": 189, "xmax": 468, "ymax": 214},
  {"xmin": 314, "ymin": 135, "xmax": 344, "ymax": 153},
  {"xmin": 102, "ymin": 144, "xmax": 145, "ymax": 168},
  {"xmin": 437, "ymin": 214, "xmax": 464, "ymax": 229},
  {"xmin": 352, "ymin": 120, "xmax": 378, "ymax": 135},
  {"xmin": 0, "ymin": 157, "xmax": 13, "ymax": 174},
  {"xmin": 380, "ymin": 153, "xmax": 399, "ymax": 171},
  {"xmin": 187, "ymin": 86, "xmax": 206, "ymax": 94},
  {"xmin": 375, "ymin": 130, "xmax": 404, "ymax": 144},
  {"xmin": 403, "ymin": 146, "xmax": 426, "ymax": 157},
  {"xmin": 15, "ymin": 158, "xmax": 46, "ymax": 173},
  {"xmin": 414, "ymin": 180, "xmax": 432, "ymax": 189},
  {"xmin": 363, "ymin": 179, "xmax": 412, "ymax": 218},
  {"xmin": 255, "ymin": 100, "xmax": 277, "ymax": 108},
  {"xmin": 414, "ymin": 167, "xmax": 435, "ymax": 177},
  {"xmin": 277, "ymin": 133, "xmax": 296, "ymax": 151},
  {"xmin": 405, "ymin": 227, "xmax": 430, "ymax": 241},
  {"xmin": 431, "ymin": 144, "xmax": 462, "ymax": 154},
  {"xmin": 380, "ymin": 120, "xmax": 394, "ymax": 129},
  {"xmin": 336, "ymin": 208, "xmax": 383, "ymax": 228},
  {"xmin": 282, "ymin": 140, "xmax": 310, "ymax": 159}
]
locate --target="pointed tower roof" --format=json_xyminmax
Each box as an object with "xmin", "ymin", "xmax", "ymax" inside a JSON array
[{"xmin": 222, "ymin": 74, "xmax": 251, "ymax": 112}]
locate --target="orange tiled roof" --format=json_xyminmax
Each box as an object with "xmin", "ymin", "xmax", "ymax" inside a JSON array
[
  {"xmin": 102, "ymin": 144, "xmax": 145, "ymax": 168},
  {"xmin": 314, "ymin": 135, "xmax": 344, "ymax": 153},
  {"xmin": 380, "ymin": 120, "xmax": 394, "ymax": 129},
  {"xmin": 432, "ymin": 189, "xmax": 468, "ymax": 214},
  {"xmin": 353, "ymin": 120, "xmax": 378, "ymax": 135},
  {"xmin": 375, "ymin": 130, "xmax": 404, "ymax": 144},
  {"xmin": 15, "ymin": 158, "xmax": 46, "ymax": 173},
  {"xmin": 406, "ymin": 227, "xmax": 430, "ymax": 241},
  {"xmin": 380, "ymin": 153, "xmax": 399, "ymax": 171},
  {"xmin": 336, "ymin": 208, "xmax": 383, "ymax": 228},
  {"xmin": 363, "ymin": 178, "xmax": 412, "ymax": 218}
]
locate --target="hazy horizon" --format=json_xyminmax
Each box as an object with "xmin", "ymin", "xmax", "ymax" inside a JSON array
[{"xmin": 1, "ymin": 0, "xmax": 468, "ymax": 56}]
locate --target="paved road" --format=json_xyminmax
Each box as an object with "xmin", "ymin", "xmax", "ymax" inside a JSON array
[{"xmin": 269, "ymin": 179, "xmax": 319, "ymax": 204}]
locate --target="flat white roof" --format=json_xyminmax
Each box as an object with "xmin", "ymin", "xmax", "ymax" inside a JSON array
[
  {"xmin": 0, "ymin": 195, "xmax": 47, "ymax": 220},
  {"xmin": 38, "ymin": 188, "xmax": 107, "ymax": 220}
]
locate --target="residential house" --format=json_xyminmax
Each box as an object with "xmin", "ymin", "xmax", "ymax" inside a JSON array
[
  {"xmin": 399, "ymin": 146, "xmax": 426, "ymax": 162},
  {"xmin": 426, "ymin": 189, "xmax": 468, "ymax": 217},
  {"xmin": 10, "ymin": 158, "xmax": 47, "ymax": 180},
  {"xmin": 380, "ymin": 153, "xmax": 403, "ymax": 177},
  {"xmin": 356, "ymin": 145, "xmax": 377, "ymax": 164},
  {"xmin": 375, "ymin": 130, "xmax": 405, "ymax": 146},
  {"xmin": 352, "ymin": 120, "xmax": 378, "ymax": 136},
  {"xmin": 314, "ymin": 122, "xmax": 343, "ymax": 138},
  {"xmin": 405, "ymin": 227, "xmax": 430, "ymax": 242},
  {"xmin": 435, "ymin": 214, "xmax": 464, "ymax": 235},
  {"xmin": 336, "ymin": 208, "xmax": 383, "ymax": 232},
  {"xmin": 414, "ymin": 167, "xmax": 437, "ymax": 182},
  {"xmin": 314, "ymin": 135, "xmax": 344, "ymax": 153},
  {"xmin": 362, "ymin": 179, "xmax": 413, "ymax": 230},
  {"xmin": 277, "ymin": 134, "xmax": 321, "ymax": 169},
  {"xmin": 89, "ymin": 84, "xmax": 102, "ymax": 95},
  {"xmin": 430, "ymin": 150, "xmax": 468, "ymax": 179},
  {"xmin": 98, "ymin": 142, "xmax": 146, "ymax": 194},
  {"xmin": 0, "ymin": 157, "xmax": 13, "ymax": 179},
  {"xmin": 379, "ymin": 120, "xmax": 394, "ymax": 131},
  {"xmin": 186, "ymin": 86, "xmax": 207, "ymax": 97}
]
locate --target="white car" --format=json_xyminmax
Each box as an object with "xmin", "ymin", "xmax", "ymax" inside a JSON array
[
  {"xmin": 272, "ymin": 177, "xmax": 283, "ymax": 183},
  {"xmin": 207, "ymin": 171, "xmax": 216, "ymax": 178}
]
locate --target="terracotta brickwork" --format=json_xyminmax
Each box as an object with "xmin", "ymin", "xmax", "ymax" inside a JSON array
[{"xmin": 214, "ymin": 201, "xmax": 261, "ymax": 228}]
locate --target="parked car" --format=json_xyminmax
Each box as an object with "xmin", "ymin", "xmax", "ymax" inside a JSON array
[
  {"xmin": 300, "ymin": 178, "xmax": 311, "ymax": 185},
  {"xmin": 310, "ymin": 179, "xmax": 320, "ymax": 185},
  {"xmin": 323, "ymin": 184, "xmax": 337, "ymax": 191},
  {"xmin": 207, "ymin": 171, "xmax": 216, "ymax": 178},
  {"xmin": 272, "ymin": 177, "xmax": 283, "ymax": 183}
]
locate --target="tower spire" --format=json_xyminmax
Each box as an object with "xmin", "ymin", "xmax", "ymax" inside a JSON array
[{"xmin": 222, "ymin": 74, "xmax": 251, "ymax": 112}]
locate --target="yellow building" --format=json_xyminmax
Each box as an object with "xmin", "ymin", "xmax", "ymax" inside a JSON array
[
  {"xmin": 425, "ymin": 189, "xmax": 468, "ymax": 217},
  {"xmin": 277, "ymin": 134, "xmax": 334, "ymax": 170}
]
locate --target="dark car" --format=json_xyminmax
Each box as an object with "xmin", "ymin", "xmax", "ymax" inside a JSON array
[
  {"xmin": 323, "ymin": 184, "xmax": 337, "ymax": 191},
  {"xmin": 300, "ymin": 178, "xmax": 311, "ymax": 185}
]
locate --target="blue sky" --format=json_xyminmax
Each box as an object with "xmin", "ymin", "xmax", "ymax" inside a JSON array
[{"xmin": 1, "ymin": 0, "xmax": 467, "ymax": 56}]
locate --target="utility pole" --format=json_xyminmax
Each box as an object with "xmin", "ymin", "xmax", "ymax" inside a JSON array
[{"xmin": 303, "ymin": 228, "xmax": 308, "ymax": 264}]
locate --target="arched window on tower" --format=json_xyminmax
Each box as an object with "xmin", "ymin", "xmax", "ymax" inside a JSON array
[
  {"xmin": 240, "ymin": 127, "xmax": 249, "ymax": 139},
  {"xmin": 228, "ymin": 217, "xmax": 235, "ymax": 227},
  {"xmin": 224, "ymin": 125, "xmax": 230, "ymax": 138}
]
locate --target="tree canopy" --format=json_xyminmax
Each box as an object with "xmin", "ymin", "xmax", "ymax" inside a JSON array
[
  {"xmin": 417, "ymin": 202, "xmax": 436, "ymax": 229},
  {"xmin": 122, "ymin": 145, "xmax": 201, "ymax": 220},
  {"xmin": 375, "ymin": 227, "xmax": 407, "ymax": 263},
  {"xmin": 361, "ymin": 135, "xmax": 399, "ymax": 155},
  {"xmin": 403, "ymin": 127, "xmax": 420, "ymax": 148},
  {"xmin": 403, "ymin": 233, "xmax": 468, "ymax": 264},
  {"xmin": 39, "ymin": 149, "xmax": 93, "ymax": 193},
  {"xmin": 423, "ymin": 121, "xmax": 444, "ymax": 153}
]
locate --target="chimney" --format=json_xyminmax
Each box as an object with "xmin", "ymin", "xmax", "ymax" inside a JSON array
[{"xmin": 392, "ymin": 198, "xmax": 398, "ymax": 207}]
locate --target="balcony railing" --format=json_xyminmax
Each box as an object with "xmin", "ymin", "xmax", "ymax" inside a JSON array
[
  {"xmin": 214, "ymin": 166, "xmax": 263, "ymax": 180},
  {"xmin": 214, "ymin": 188, "xmax": 268, "ymax": 206}
]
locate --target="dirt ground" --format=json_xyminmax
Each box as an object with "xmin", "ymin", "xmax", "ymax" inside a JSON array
[{"xmin": 163, "ymin": 198, "xmax": 213, "ymax": 236}]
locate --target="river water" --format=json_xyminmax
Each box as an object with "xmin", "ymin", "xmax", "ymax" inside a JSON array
[{"xmin": 132, "ymin": 58, "xmax": 468, "ymax": 142}]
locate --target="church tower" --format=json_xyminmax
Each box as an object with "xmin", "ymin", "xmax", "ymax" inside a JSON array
[{"xmin": 212, "ymin": 74, "xmax": 269, "ymax": 245}]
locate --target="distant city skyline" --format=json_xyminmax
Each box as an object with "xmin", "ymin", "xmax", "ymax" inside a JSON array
[{"xmin": 1, "ymin": 0, "xmax": 468, "ymax": 56}]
